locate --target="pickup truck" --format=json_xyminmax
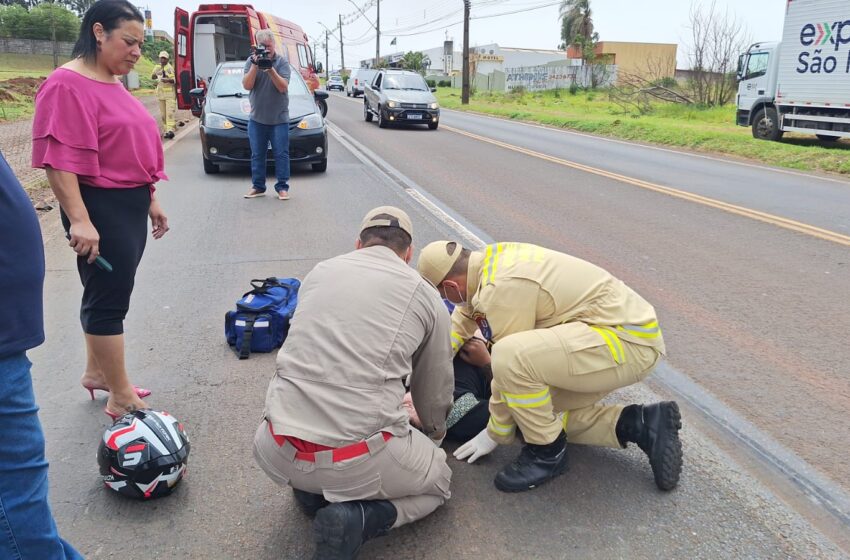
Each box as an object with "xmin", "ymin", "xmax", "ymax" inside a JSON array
[{"xmin": 363, "ymin": 69, "xmax": 440, "ymax": 130}]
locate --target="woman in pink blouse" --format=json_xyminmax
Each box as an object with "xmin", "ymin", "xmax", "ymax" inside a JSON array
[{"xmin": 32, "ymin": 0, "xmax": 169, "ymax": 420}]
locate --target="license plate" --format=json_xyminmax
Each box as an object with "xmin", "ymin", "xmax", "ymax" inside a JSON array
[{"xmin": 407, "ymin": 114, "xmax": 423, "ymax": 120}]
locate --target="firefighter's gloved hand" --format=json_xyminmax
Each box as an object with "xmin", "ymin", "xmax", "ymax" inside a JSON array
[{"xmin": 454, "ymin": 428, "xmax": 497, "ymax": 463}]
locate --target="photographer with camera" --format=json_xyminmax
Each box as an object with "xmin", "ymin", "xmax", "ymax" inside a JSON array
[{"xmin": 242, "ymin": 30, "xmax": 292, "ymax": 200}]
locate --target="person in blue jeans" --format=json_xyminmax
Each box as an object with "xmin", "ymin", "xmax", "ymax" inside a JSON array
[
  {"xmin": 242, "ymin": 29, "xmax": 292, "ymax": 201},
  {"xmin": 0, "ymin": 152, "xmax": 82, "ymax": 560}
]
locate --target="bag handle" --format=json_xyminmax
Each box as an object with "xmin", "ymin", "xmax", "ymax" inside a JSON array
[
  {"xmin": 243, "ymin": 277, "xmax": 291, "ymax": 299},
  {"xmin": 233, "ymin": 314, "xmax": 256, "ymax": 359}
]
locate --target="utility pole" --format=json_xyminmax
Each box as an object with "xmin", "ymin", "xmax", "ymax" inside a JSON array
[
  {"xmin": 338, "ymin": 14, "xmax": 345, "ymax": 71},
  {"xmin": 375, "ymin": 0, "xmax": 380, "ymax": 68},
  {"xmin": 324, "ymin": 31, "xmax": 329, "ymax": 78},
  {"xmin": 462, "ymin": 0, "xmax": 470, "ymax": 104}
]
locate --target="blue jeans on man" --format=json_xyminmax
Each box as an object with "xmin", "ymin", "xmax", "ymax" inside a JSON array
[
  {"xmin": 0, "ymin": 353, "xmax": 82, "ymax": 560},
  {"xmin": 247, "ymin": 120, "xmax": 290, "ymax": 193}
]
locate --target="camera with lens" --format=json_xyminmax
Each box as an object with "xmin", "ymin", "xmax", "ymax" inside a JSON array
[{"xmin": 253, "ymin": 44, "xmax": 273, "ymax": 70}]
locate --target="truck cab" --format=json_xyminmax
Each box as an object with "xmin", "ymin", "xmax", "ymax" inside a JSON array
[{"xmin": 735, "ymin": 42, "xmax": 781, "ymax": 137}]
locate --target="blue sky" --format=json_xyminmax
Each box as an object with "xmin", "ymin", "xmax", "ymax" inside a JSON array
[{"xmin": 145, "ymin": 0, "xmax": 785, "ymax": 69}]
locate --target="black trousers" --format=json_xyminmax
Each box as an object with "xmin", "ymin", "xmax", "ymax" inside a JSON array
[
  {"xmin": 446, "ymin": 355, "xmax": 492, "ymax": 442},
  {"xmin": 60, "ymin": 185, "xmax": 150, "ymax": 336}
]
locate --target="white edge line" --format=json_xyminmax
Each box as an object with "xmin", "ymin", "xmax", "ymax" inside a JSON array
[
  {"xmin": 326, "ymin": 120, "xmax": 486, "ymax": 250},
  {"xmin": 333, "ymin": 90, "xmax": 850, "ymax": 185}
]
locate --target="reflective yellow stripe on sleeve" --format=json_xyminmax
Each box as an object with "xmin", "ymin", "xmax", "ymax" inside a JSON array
[
  {"xmin": 560, "ymin": 410, "xmax": 569, "ymax": 431},
  {"xmin": 502, "ymin": 387, "xmax": 552, "ymax": 409},
  {"xmin": 590, "ymin": 326, "xmax": 625, "ymax": 364},
  {"xmin": 450, "ymin": 331, "xmax": 465, "ymax": 353},
  {"xmin": 488, "ymin": 416, "xmax": 515, "ymax": 436},
  {"xmin": 481, "ymin": 243, "xmax": 506, "ymax": 285}
]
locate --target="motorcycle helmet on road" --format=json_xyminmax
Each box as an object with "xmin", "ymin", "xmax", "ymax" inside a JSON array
[{"xmin": 98, "ymin": 409, "xmax": 190, "ymax": 499}]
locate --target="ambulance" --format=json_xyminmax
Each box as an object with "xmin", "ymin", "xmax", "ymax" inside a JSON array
[{"xmin": 174, "ymin": 4, "xmax": 323, "ymax": 110}]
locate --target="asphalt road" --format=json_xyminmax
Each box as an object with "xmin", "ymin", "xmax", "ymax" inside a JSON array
[{"xmin": 32, "ymin": 95, "xmax": 848, "ymax": 558}]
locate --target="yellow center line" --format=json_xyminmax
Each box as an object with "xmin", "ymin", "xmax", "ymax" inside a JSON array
[{"xmin": 442, "ymin": 124, "xmax": 850, "ymax": 248}]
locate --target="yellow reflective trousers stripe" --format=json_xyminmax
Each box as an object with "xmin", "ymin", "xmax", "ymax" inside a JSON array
[
  {"xmin": 616, "ymin": 320, "xmax": 662, "ymax": 339},
  {"xmin": 590, "ymin": 326, "xmax": 625, "ymax": 364},
  {"xmin": 502, "ymin": 387, "xmax": 552, "ymax": 409}
]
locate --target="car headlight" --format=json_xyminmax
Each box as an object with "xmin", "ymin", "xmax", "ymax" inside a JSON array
[
  {"xmin": 296, "ymin": 114, "xmax": 324, "ymax": 130},
  {"xmin": 205, "ymin": 113, "xmax": 234, "ymax": 129},
  {"xmin": 429, "ymin": 102, "xmax": 439, "ymax": 110},
  {"xmin": 387, "ymin": 100, "xmax": 398, "ymax": 108}
]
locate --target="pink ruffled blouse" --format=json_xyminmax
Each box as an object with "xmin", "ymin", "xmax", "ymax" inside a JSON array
[{"xmin": 32, "ymin": 68, "xmax": 167, "ymax": 191}]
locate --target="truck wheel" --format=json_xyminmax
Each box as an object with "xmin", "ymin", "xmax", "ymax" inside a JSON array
[
  {"xmin": 364, "ymin": 101, "xmax": 373, "ymax": 122},
  {"xmin": 752, "ymin": 108, "xmax": 783, "ymax": 141},
  {"xmin": 377, "ymin": 107, "xmax": 388, "ymax": 128},
  {"xmin": 816, "ymin": 134, "xmax": 839, "ymax": 142},
  {"xmin": 202, "ymin": 155, "xmax": 219, "ymax": 174}
]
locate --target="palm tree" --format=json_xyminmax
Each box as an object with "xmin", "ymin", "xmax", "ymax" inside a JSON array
[
  {"xmin": 559, "ymin": 0, "xmax": 594, "ymax": 49},
  {"xmin": 400, "ymin": 51, "xmax": 430, "ymax": 75}
]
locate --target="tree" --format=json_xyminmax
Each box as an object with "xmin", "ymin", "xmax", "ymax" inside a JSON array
[
  {"xmin": 686, "ymin": 0, "xmax": 748, "ymax": 106},
  {"xmin": 559, "ymin": 0, "xmax": 594, "ymax": 51},
  {"xmin": 0, "ymin": 3, "xmax": 78, "ymax": 40},
  {"xmin": 27, "ymin": 3, "xmax": 78, "ymax": 41},
  {"xmin": 0, "ymin": 5, "xmax": 29, "ymax": 37},
  {"xmin": 399, "ymin": 51, "xmax": 429, "ymax": 75},
  {"xmin": 63, "ymin": 0, "xmax": 96, "ymax": 17},
  {"xmin": 142, "ymin": 38, "xmax": 173, "ymax": 62}
]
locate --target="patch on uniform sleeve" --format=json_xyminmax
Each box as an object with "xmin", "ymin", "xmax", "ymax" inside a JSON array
[{"xmin": 473, "ymin": 312, "xmax": 492, "ymax": 342}]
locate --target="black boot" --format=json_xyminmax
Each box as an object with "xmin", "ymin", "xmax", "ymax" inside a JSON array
[
  {"xmin": 616, "ymin": 401, "xmax": 683, "ymax": 491},
  {"xmin": 312, "ymin": 500, "xmax": 397, "ymax": 560},
  {"xmin": 293, "ymin": 488, "xmax": 329, "ymax": 517},
  {"xmin": 494, "ymin": 431, "xmax": 568, "ymax": 493}
]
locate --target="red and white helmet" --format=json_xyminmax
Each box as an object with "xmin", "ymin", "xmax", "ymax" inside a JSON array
[{"xmin": 97, "ymin": 410, "xmax": 190, "ymax": 499}]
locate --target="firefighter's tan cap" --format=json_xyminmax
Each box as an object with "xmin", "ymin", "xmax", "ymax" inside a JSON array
[
  {"xmin": 158, "ymin": 51, "xmax": 170, "ymax": 59},
  {"xmin": 359, "ymin": 206, "xmax": 413, "ymax": 238},
  {"xmin": 417, "ymin": 241, "xmax": 462, "ymax": 287}
]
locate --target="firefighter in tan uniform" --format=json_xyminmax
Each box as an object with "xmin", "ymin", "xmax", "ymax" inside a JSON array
[
  {"xmin": 417, "ymin": 240, "xmax": 682, "ymax": 493},
  {"xmin": 254, "ymin": 207, "xmax": 454, "ymax": 560},
  {"xmin": 151, "ymin": 51, "xmax": 176, "ymax": 139}
]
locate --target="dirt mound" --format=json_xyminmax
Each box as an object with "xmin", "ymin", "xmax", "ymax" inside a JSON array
[{"xmin": 0, "ymin": 76, "xmax": 45, "ymax": 98}]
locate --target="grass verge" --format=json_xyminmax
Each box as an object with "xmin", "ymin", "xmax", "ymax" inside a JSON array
[{"xmin": 434, "ymin": 87, "xmax": 850, "ymax": 177}]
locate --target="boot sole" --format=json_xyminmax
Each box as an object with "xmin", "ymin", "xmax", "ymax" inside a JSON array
[
  {"xmin": 650, "ymin": 401, "xmax": 683, "ymax": 491},
  {"xmin": 493, "ymin": 456, "xmax": 569, "ymax": 493},
  {"xmin": 312, "ymin": 505, "xmax": 362, "ymax": 560}
]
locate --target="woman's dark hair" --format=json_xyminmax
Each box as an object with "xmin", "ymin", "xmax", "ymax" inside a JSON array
[{"xmin": 72, "ymin": 0, "xmax": 144, "ymax": 61}]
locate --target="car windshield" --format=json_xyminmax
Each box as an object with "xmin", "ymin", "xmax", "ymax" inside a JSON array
[
  {"xmin": 211, "ymin": 64, "xmax": 310, "ymax": 97},
  {"xmin": 383, "ymin": 74, "xmax": 428, "ymax": 91}
]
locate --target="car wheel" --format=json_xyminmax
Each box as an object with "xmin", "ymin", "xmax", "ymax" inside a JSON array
[
  {"xmin": 377, "ymin": 106, "xmax": 388, "ymax": 128},
  {"xmin": 428, "ymin": 121, "xmax": 439, "ymax": 130},
  {"xmin": 364, "ymin": 101, "xmax": 373, "ymax": 122},
  {"xmin": 312, "ymin": 158, "xmax": 328, "ymax": 172},
  {"xmin": 346, "ymin": 90, "xmax": 351, "ymax": 97},
  {"xmin": 202, "ymin": 155, "xmax": 219, "ymax": 174},
  {"xmin": 752, "ymin": 108, "xmax": 783, "ymax": 141}
]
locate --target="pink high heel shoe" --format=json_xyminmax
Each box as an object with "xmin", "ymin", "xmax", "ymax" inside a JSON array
[{"xmin": 84, "ymin": 385, "xmax": 152, "ymax": 400}]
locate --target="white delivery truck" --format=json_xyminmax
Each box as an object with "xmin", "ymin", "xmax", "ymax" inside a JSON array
[{"xmin": 736, "ymin": 0, "xmax": 850, "ymax": 142}]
